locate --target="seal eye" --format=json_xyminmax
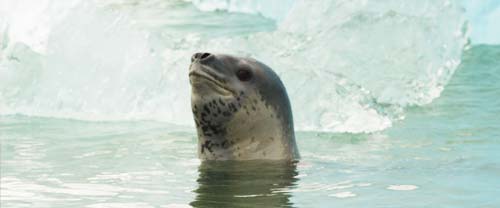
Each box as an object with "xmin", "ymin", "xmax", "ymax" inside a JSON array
[{"xmin": 236, "ymin": 69, "xmax": 252, "ymax": 81}]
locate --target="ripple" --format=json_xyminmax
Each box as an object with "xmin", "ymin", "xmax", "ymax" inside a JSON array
[
  {"xmin": 86, "ymin": 202, "xmax": 154, "ymax": 208},
  {"xmin": 329, "ymin": 191, "xmax": 356, "ymax": 198},
  {"xmin": 1, "ymin": 177, "xmax": 169, "ymax": 202},
  {"xmin": 161, "ymin": 204, "xmax": 192, "ymax": 208},
  {"xmin": 387, "ymin": 185, "xmax": 419, "ymax": 191}
]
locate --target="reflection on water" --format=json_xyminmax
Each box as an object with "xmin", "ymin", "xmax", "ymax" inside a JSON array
[{"xmin": 191, "ymin": 160, "xmax": 299, "ymax": 208}]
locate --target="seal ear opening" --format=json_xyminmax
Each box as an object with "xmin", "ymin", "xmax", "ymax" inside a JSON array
[{"xmin": 236, "ymin": 69, "xmax": 252, "ymax": 81}]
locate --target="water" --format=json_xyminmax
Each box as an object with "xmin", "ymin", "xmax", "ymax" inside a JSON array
[{"xmin": 1, "ymin": 0, "xmax": 499, "ymax": 207}]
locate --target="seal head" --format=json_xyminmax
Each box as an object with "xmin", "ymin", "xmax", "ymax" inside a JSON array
[{"xmin": 189, "ymin": 52, "xmax": 299, "ymax": 160}]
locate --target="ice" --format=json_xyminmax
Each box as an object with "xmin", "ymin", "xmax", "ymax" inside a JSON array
[
  {"xmin": 191, "ymin": 0, "xmax": 295, "ymax": 22},
  {"xmin": 459, "ymin": 0, "xmax": 500, "ymax": 44},
  {"xmin": 197, "ymin": 0, "xmax": 468, "ymax": 132},
  {"xmin": 0, "ymin": 0, "xmax": 469, "ymax": 133}
]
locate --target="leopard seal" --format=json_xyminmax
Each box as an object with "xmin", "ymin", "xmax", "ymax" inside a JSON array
[{"xmin": 188, "ymin": 52, "xmax": 299, "ymax": 160}]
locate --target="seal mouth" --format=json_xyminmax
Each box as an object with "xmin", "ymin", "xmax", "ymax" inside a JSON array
[{"xmin": 189, "ymin": 69, "xmax": 234, "ymax": 95}]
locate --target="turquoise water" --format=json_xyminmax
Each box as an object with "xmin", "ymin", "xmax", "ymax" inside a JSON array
[{"xmin": 1, "ymin": 0, "xmax": 500, "ymax": 207}]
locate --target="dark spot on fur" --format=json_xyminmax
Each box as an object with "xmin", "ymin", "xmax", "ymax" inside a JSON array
[
  {"xmin": 221, "ymin": 141, "xmax": 228, "ymax": 148},
  {"xmin": 209, "ymin": 125, "xmax": 219, "ymax": 134},
  {"xmin": 201, "ymin": 140, "xmax": 213, "ymax": 153},
  {"xmin": 204, "ymin": 105, "xmax": 211, "ymax": 114},
  {"xmin": 228, "ymin": 103, "xmax": 237, "ymax": 112},
  {"xmin": 218, "ymin": 98, "xmax": 225, "ymax": 106}
]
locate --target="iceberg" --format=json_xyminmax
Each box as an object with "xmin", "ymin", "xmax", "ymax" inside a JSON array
[{"xmin": 0, "ymin": 0, "xmax": 469, "ymax": 133}]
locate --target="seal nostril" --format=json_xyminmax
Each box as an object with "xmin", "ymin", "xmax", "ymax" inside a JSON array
[
  {"xmin": 191, "ymin": 53, "xmax": 200, "ymax": 62},
  {"xmin": 200, "ymin": 53, "xmax": 211, "ymax": 60},
  {"xmin": 192, "ymin": 52, "xmax": 212, "ymax": 63}
]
